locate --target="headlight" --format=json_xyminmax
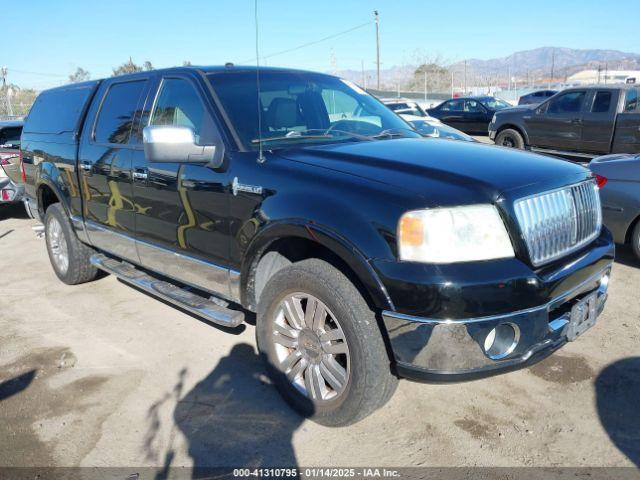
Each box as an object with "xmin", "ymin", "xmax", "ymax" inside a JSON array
[
  {"xmin": 491, "ymin": 114, "xmax": 497, "ymax": 124},
  {"xmin": 398, "ymin": 205, "xmax": 515, "ymax": 263}
]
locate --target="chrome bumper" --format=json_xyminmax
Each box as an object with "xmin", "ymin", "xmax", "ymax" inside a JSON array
[
  {"xmin": 488, "ymin": 128, "xmax": 496, "ymax": 140},
  {"xmin": 382, "ymin": 265, "xmax": 611, "ymax": 380}
]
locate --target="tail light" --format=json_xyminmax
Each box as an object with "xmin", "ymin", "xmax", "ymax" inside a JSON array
[
  {"xmin": 0, "ymin": 153, "xmax": 17, "ymax": 165},
  {"xmin": 19, "ymin": 150, "xmax": 26, "ymax": 183},
  {"xmin": 595, "ymin": 174, "xmax": 607, "ymax": 189}
]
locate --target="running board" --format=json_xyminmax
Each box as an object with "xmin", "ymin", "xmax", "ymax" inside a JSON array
[
  {"xmin": 90, "ymin": 253, "xmax": 244, "ymax": 328},
  {"xmin": 530, "ymin": 147, "xmax": 596, "ymax": 160}
]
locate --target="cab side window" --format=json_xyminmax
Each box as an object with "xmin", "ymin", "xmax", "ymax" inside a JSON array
[
  {"xmin": 150, "ymin": 78, "xmax": 215, "ymax": 144},
  {"xmin": 548, "ymin": 91, "xmax": 586, "ymax": 114}
]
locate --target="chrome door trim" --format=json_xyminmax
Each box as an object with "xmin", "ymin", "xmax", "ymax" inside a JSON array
[
  {"xmin": 70, "ymin": 215, "xmax": 90, "ymax": 244},
  {"xmin": 84, "ymin": 220, "xmax": 141, "ymax": 264},
  {"xmin": 84, "ymin": 220, "xmax": 240, "ymax": 303},
  {"xmin": 136, "ymin": 239, "xmax": 240, "ymax": 303}
]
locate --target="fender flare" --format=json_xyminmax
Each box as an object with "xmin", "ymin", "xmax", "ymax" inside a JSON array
[
  {"xmin": 36, "ymin": 174, "xmax": 69, "ymax": 216},
  {"xmin": 240, "ymin": 220, "xmax": 394, "ymax": 312},
  {"xmin": 496, "ymin": 123, "xmax": 530, "ymax": 145}
]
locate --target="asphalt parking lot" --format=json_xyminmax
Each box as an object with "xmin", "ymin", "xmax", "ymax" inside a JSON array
[{"xmin": 1, "ymin": 201, "xmax": 639, "ymax": 470}]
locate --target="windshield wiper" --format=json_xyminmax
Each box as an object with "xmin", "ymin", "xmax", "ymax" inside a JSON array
[
  {"xmin": 251, "ymin": 129, "xmax": 373, "ymax": 145},
  {"xmin": 251, "ymin": 134, "xmax": 332, "ymax": 144},
  {"xmin": 370, "ymin": 129, "xmax": 415, "ymax": 140}
]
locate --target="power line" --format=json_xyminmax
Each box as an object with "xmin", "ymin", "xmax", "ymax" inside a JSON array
[
  {"xmin": 240, "ymin": 20, "xmax": 373, "ymax": 64},
  {"xmin": 9, "ymin": 68, "xmax": 67, "ymax": 78}
]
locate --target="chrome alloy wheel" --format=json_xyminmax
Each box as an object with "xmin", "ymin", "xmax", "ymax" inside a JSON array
[
  {"xmin": 271, "ymin": 293, "xmax": 350, "ymax": 402},
  {"xmin": 47, "ymin": 216, "xmax": 69, "ymax": 274}
]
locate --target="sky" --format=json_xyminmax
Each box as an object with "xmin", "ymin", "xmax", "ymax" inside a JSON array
[{"xmin": 4, "ymin": 0, "xmax": 640, "ymax": 89}]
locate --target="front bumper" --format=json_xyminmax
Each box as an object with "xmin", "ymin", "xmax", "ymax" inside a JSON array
[
  {"xmin": 488, "ymin": 127, "xmax": 497, "ymax": 140},
  {"xmin": 382, "ymin": 265, "xmax": 611, "ymax": 381}
]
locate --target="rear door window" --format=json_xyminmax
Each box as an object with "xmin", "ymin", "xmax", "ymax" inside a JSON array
[
  {"xmin": 441, "ymin": 100, "xmax": 463, "ymax": 112},
  {"xmin": 591, "ymin": 91, "xmax": 613, "ymax": 113},
  {"xmin": 548, "ymin": 91, "xmax": 586, "ymax": 114},
  {"xmin": 94, "ymin": 80, "xmax": 146, "ymax": 144}
]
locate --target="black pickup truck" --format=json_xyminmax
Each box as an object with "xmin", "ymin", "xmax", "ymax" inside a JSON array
[
  {"xmin": 490, "ymin": 85, "xmax": 640, "ymax": 159},
  {"xmin": 22, "ymin": 66, "xmax": 614, "ymax": 426}
]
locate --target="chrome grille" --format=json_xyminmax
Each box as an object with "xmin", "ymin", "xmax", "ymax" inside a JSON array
[{"xmin": 514, "ymin": 180, "xmax": 602, "ymax": 266}]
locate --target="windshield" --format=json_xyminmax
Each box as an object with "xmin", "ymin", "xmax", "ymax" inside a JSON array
[
  {"xmin": 482, "ymin": 98, "xmax": 511, "ymax": 110},
  {"xmin": 207, "ymin": 71, "xmax": 418, "ymax": 149}
]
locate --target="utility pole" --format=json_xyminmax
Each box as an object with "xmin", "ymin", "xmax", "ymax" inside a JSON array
[
  {"xmin": 450, "ymin": 70, "xmax": 454, "ymax": 98},
  {"xmin": 424, "ymin": 68, "xmax": 427, "ymax": 101},
  {"xmin": 0, "ymin": 67, "xmax": 13, "ymax": 117},
  {"xmin": 549, "ymin": 48, "xmax": 555, "ymax": 89},
  {"xmin": 464, "ymin": 60, "xmax": 467, "ymax": 94},
  {"xmin": 374, "ymin": 10, "xmax": 380, "ymax": 90}
]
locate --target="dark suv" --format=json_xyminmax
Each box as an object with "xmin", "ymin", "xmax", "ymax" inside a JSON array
[{"xmin": 22, "ymin": 66, "xmax": 614, "ymax": 426}]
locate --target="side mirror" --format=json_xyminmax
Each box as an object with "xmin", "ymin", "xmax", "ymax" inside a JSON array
[{"xmin": 142, "ymin": 125, "xmax": 220, "ymax": 167}]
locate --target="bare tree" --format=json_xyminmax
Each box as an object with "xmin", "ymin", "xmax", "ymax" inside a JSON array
[
  {"xmin": 182, "ymin": 61, "xmax": 192, "ymax": 66},
  {"xmin": 112, "ymin": 57, "xmax": 149, "ymax": 76},
  {"xmin": 68, "ymin": 67, "xmax": 90, "ymax": 83},
  {"xmin": 406, "ymin": 50, "xmax": 453, "ymax": 94}
]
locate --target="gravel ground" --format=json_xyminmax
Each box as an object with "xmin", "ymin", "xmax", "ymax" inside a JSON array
[{"xmin": 1, "ymin": 202, "xmax": 639, "ymax": 471}]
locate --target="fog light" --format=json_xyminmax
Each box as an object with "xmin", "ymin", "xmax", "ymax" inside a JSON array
[{"xmin": 484, "ymin": 323, "xmax": 520, "ymax": 360}]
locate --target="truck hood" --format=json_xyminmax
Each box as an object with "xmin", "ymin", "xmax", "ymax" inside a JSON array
[
  {"xmin": 590, "ymin": 153, "xmax": 639, "ymax": 164},
  {"xmin": 499, "ymin": 104, "xmax": 536, "ymax": 114},
  {"xmin": 277, "ymin": 138, "xmax": 588, "ymax": 204},
  {"xmin": 589, "ymin": 153, "xmax": 640, "ymax": 182}
]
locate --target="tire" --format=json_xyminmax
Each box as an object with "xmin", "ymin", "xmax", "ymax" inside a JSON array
[
  {"xmin": 632, "ymin": 221, "xmax": 640, "ymax": 261},
  {"xmin": 256, "ymin": 258, "xmax": 397, "ymax": 426},
  {"xmin": 44, "ymin": 203, "xmax": 98, "ymax": 285},
  {"xmin": 495, "ymin": 128, "xmax": 525, "ymax": 149}
]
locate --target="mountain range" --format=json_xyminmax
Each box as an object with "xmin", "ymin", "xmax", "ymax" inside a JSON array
[{"xmin": 336, "ymin": 47, "xmax": 640, "ymax": 89}]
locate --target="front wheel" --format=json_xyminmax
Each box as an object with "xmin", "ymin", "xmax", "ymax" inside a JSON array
[
  {"xmin": 632, "ymin": 221, "xmax": 640, "ymax": 261},
  {"xmin": 495, "ymin": 128, "xmax": 525, "ymax": 149},
  {"xmin": 256, "ymin": 259, "xmax": 397, "ymax": 426}
]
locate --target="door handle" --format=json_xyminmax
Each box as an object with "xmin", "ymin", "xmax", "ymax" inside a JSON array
[
  {"xmin": 571, "ymin": 118, "xmax": 582, "ymax": 125},
  {"xmin": 132, "ymin": 170, "xmax": 148, "ymax": 181},
  {"xmin": 79, "ymin": 162, "xmax": 92, "ymax": 172}
]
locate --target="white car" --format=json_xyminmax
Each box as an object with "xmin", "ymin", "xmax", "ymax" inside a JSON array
[
  {"xmin": 381, "ymin": 98, "xmax": 442, "ymax": 124},
  {"xmin": 400, "ymin": 114, "xmax": 475, "ymax": 142}
]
